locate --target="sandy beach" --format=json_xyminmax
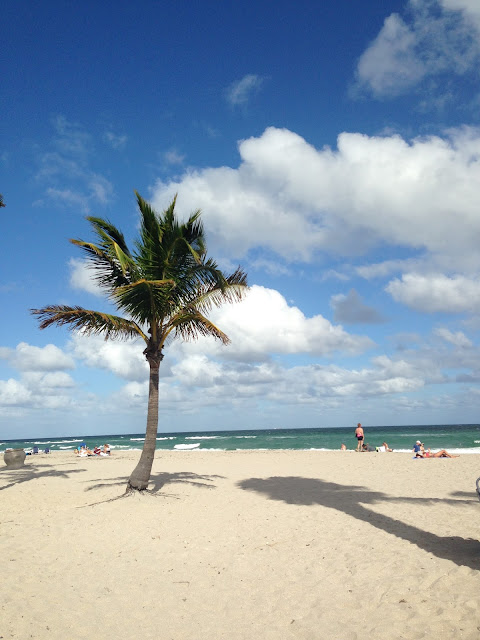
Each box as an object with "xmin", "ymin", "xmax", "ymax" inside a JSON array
[{"xmin": 1, "ymin": 449, "xmax": 479, "ymax": 639}]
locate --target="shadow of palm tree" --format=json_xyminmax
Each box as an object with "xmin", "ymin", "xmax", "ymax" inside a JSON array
[
  {"xmin": 238, "ymin": 476, "xmax": 480, "ymax": 570},
  {"xmin": 84, "ymin": 471, "xmax": 225, "ymax": 493},
  {"xmin": 0, "ymin": 465, "xmax": 86, "ymax": 491}
]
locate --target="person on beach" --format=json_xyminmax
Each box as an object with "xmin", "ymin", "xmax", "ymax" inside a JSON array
[
  {"xmin": 420, "ymin": 443, "xmax": 459, "ymax": 458},
  {"xmin": 355, "ymin": 423, "xmax": 364, "ymax": 451},
  {"xmin": 340, "ymin": 443, "xmax": 347, "ymax": 450},
  {"xmin": 103, "ymin": 443, "xmax": 111, "ymax": 455},
  {"xmin": 377, "ymin": 442, "xmax": 393, "ymax": 453},
  {"xmin": 413, "ymin": 440, "xmax": 422, "ymax": 456}
]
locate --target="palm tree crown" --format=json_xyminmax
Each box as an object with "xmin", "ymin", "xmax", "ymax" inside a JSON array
[{"xmin": 32, "ymin": 192, "xmax": 248, "ymax": 491}]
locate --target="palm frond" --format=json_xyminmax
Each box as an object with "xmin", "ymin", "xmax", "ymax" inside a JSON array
[
  {"xmin": 112, "ymin": 279, "xmax": 176, "ymax": 325},
  {"xmin": 85, "ymin": 217, "xmax": 131, "ymax": 256},
  {"xmin": 178, "ymin": 265, "xmax": 248, "ymax": 314},
  {"xmin": 166, "ymin": 309, "xmax": 230, "ymax": 345},
  {"xmin": 30, "ymin": 305, "xmax": 148, "ymax": 342}
]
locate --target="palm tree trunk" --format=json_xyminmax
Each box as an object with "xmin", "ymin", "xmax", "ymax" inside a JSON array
[{"xmin": 127, "ymin": 357, "xmax": 160, "ymax": 492}]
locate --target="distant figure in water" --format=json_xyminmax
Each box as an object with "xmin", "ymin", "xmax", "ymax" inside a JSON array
[
  {"xmin": 340, "ymin": 443, "xmax": 347, "ymax": 451},
  {"xmin": 355, "ymin": 423, "xmax": 364, "ymax": 451}
]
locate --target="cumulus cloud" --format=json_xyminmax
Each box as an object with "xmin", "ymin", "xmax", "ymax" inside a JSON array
[
  {"xmin": 69, "ymin": 333, "xmax": 148, "ymax": 382},
  {"xmin": 386, "ymin": 273, "xmax": 480, "ymax": 312},
  {"xmin": 354, "ymin": 0, "xmax": 480, "ymax": 98},
  {"xmin": 0, "ymin": 369, "xmax": 76, "ymax": 410},
  {"xmin": 68, "ymin": 258, "xmax": 103, "ymax": 296},
  {"xmin": 0, "ymin": 379, "xmax": 33, "ymax": 406},
  {"xmin": 226, "ymin": 74, "xmax": 264, "ymax": 106},
  {"xmin": 0, "ymin": 342, "xmax": 75, "ymax": 372},
  {"xmin": 330, "ymin": 289, "xmax": 387, "ymax": 325},
  {"xmin": 2, "ymin": 317, "xmax": 478, "ymax": 417},
  {"xmin": 355, "ymin": 14, "xmax": 425, "ymax": 96},
  {"xmin": 61, "ymin": 285, "xmax": 372, "ymax": 378},
  {"xmin": 151, "ymin": 126, "xmax": 480, "ymax": 270},
  {"xmin": 176, "ymin": 285, "xmax": 373, "ymax": 362}
]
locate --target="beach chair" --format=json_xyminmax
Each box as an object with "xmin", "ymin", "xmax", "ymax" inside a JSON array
[
  {"xmin": 44, "ymin": 447, "xmax": 50, "ymax": 454},
  {"xmin": 32, "ymin": 446, "xmax": 39, "ymax": 454},
  {"xmin": 476, "ymin": 478, "xmax": 480, "ymax": 503}
]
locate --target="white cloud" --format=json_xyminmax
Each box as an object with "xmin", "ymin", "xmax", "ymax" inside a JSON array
[
  {"xmin": 356, "ymin": 258, "xmax": 423, "ymax": 279},
  {"xmin": 434, "ymin": 327, "xmax": 472, "ymax": 347},
  {"xmin": 354, "ymin": 0, "xmax": 480, "ymax": 98},
  {"xmin": 176, "ymin": 285, "xmax": 373, "ymax": 362},
  {"xmin": 386, "ymin": 273, "xmax": 480, "ymax": 312},
  {"xmin": 162, "ymin": 149, "xmax": 185, "ymax": 165},
  {"xmin": 355, "ymin": 14, "xmax": 424, "ymax": 96},
  {"xmin": 0, "ymin": 371, "xmax": 76, "ymax": 410},
  {"xmin": 152, "ymin": 126, "xmax": 480, "ymax": 269},
  {"xmin": 172, "ymin": 355, "xmax": 224, "ymax": 387},
  {"xmin": 68, "ymin": 258, "xmax": 103, "ymax": 296},
  {"xmin": 226, "ymin": 74, "xmax": 264, "ymax": 106},
  {"xmin": 0, "ymin": 342, "xmax": 75, "ymax": 372},
  {"xmin": 0, "ymin": 379, "xmax": 32, "ymax": 406},
  {"xmin": 69, "ymin": 333, "xmax": 148, "ymax": 381}
]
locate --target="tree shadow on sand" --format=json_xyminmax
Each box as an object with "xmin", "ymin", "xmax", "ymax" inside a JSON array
[
  {"xmin": 238, "ymin": 476, "xmax": 480, "ymax": 570},
  {"xmin": 0, "ymin": 464, "xmax": 86, "ymax": 491},
  {"xmin": 84, "ymin": 471, "xmax": 225, "ymax": 493}
]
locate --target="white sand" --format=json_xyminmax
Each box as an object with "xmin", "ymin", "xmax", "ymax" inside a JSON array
[{"xmin": 1, "ymin": 450, "xmax": 479, "ymax": 639}]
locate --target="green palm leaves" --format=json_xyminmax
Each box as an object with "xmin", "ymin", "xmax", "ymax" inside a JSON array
[{"xmin": 32, "ymin": 192, "xmax": 248, "ymax": 352}]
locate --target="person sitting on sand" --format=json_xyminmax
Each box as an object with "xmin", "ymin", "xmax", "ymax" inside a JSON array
[
  {"xmin": 382, "ymin": 442, "xmax": 393, "ymax": 452},
  {"xmin": 413, "ymin": 440, "xmax": 423, "ymax": 456},
  {"xmin": 340, "ymin": 443, "xmax": 347, "ymax": 450},
  {"xmin": 103, "ymin": 443, "xmax": 111, "ymax": 455},
  {"xmin": 93, "ymin": 446, "xmax": 101, "ymax": 455}
]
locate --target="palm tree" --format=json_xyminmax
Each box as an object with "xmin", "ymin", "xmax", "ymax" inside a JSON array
[{"xmin": 31, "ymin": 192, "xmax": 248, "ymax": 492}]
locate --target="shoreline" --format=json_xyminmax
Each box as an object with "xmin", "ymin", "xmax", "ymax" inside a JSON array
[
  {"xmin": 2, "ymin": 423, "xmax": 479, "ymax": 456},
  {"xmin": 7, "ymin": 445, "xmax": 480, "ymax": 456},
  {"xmin": 2, "ymin": 450, "xmax": 479, "ymax": 639}
]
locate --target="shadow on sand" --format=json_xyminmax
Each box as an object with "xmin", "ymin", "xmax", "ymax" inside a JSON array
[
  {"xmin": 0, "ymin": 463, "xmax": 86, "ymax": 491},
  {"xmin": 84, "ymin": 471, "xmax": 225, "ymax": 493},
  {"xmin": 238, "ymin": 476, "xmax": 480, "ymax": 570}
]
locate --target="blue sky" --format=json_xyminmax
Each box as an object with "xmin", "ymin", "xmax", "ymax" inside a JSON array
[{"xmin": 2, "ymin": 0, "xmax": 480, "ymax": 438}]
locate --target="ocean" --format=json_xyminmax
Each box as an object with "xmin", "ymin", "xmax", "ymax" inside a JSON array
[{"xmin": 2, "ymin": 424, "xmax": 480, "ymax": 455}]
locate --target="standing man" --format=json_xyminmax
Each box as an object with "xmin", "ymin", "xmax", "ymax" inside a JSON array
[{"xmin": 355, "ymin": 423, "xmax": 364, "ymax": 451}]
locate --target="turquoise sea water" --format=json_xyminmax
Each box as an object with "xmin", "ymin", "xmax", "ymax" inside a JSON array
[{"xmin": 1, "ymin": 424, "xmax": 480, "ymax": 454}]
